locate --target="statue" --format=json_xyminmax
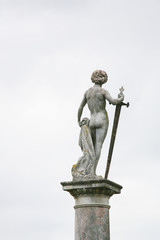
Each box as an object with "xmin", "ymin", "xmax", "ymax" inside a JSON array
[{"xmin": 72, "ymin": 70, "xmax": 124, "ymax": 180}]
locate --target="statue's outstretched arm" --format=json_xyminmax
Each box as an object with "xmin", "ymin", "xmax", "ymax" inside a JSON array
[
  {"xmin": 78, "ymin": 94, "xmax": 87, "ymax": 126},
  {"xmin": 102, "ymin": 88, "xmax": 124, "ymax": 105}
]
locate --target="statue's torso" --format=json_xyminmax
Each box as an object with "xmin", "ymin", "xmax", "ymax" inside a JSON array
[{"xmin": 85, "ymin": 86, "xmax": 108, "ymax": 129}]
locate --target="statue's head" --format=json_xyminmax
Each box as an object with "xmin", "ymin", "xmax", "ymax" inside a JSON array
[{"xmin": 91, "ymin": 70, "xmax": 108, "ymax": 85}]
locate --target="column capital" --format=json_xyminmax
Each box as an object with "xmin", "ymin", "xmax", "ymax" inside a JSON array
[{"xmin": 61, "ymin": 179, "xmax": 122, "ymax": 198}]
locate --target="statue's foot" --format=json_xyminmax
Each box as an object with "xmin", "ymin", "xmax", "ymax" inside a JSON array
[{"xmin": 72, "ymin": 174, "xmax": 103, "ymax": 181}]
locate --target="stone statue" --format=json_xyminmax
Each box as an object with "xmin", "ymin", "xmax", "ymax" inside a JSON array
[{"xmin": 72, "ymin": 70, "xmax": 124, "ymax": 180}]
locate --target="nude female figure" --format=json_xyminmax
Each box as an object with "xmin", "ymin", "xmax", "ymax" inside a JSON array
[{"xmin": 78, "ymin": 70, "xmax": 124, "ymax": 175}]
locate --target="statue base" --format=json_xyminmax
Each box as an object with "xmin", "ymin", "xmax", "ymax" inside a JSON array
[{"xmin": 61, "ymin": 179, "xmax": 122, "ymax": 240}]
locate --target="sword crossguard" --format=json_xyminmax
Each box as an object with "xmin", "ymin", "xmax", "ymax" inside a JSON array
[
  {"xmin": 109, "ymin": 101, "xmax": 130, "ymax": 107},
  {"xmin": 120, "ymin": 102, "xmax": 130, "ymax": 107}
]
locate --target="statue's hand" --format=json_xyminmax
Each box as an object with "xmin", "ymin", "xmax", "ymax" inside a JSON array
[
  {"xmin": 118, "ymin": 86, "xmax": 124, "ymax": 100},
  {"xmin": 79, "ymin": 118, "xmax": 90, "ymax": 127}
]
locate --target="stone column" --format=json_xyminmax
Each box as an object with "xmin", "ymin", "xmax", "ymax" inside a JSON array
[{"xmin": 61, "ymin": 179, "xmax": 122, "ymax": 240}]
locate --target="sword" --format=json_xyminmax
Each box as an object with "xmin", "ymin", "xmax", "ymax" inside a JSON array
[{"xmin": 104, "ymin": 87, "xmax": 129, "ymax": 179}]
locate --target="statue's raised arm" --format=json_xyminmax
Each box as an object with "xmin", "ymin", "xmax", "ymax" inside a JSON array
[
  {"xmin": 102, "ymin": 86, "xmax": 124, "ymax": 105},
  {"xmin": 72, "ymin": 70, "xmax": 125, "ymax": 181}
]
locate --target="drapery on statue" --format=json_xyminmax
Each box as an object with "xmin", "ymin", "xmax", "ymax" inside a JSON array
[{"xmin": 72, "ymin": 70, "xmax": 124, "ymax": 180}]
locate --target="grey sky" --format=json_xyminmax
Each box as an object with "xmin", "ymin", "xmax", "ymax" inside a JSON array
[{"xmin": 0, "ymin": 0, "xmax": 160, "ymax": 239}]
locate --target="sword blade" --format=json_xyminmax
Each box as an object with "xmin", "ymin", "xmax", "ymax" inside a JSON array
[{"xmin": 105, "ymin": 103, "xmax": 122, "ymax": 179}]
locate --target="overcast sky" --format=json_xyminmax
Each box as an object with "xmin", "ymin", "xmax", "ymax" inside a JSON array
[{"xmin": 0, "ymin": 0, "xmax": 160, "ymax": 239}]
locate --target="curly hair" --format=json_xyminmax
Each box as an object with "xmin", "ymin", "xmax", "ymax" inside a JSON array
[{"xmin": 91, "ymin": 70, "xmax": 108, "ymax": 84}]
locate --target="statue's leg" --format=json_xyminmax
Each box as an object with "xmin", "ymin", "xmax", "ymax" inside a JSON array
[
  {"xmin": 94, "ymin": 127, "xmax": 108, "ymax": 173},
  {"xmin": 90, "ymin": 129, "xmax": 96, "ymax": 148}
]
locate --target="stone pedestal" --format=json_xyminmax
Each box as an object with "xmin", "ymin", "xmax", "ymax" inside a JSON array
[{"xmin": 61, "ymin": 179, "xmax": 122, "ymax": 240}]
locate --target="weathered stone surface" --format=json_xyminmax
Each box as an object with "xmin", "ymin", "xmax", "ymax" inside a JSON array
[
  {"xmin": 61, "ymin": 179, "xmax": 122, "ymax": 197},
  {"xmin": 61, "ymin": 179, "xmax": 122, "ymax": 240}
]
